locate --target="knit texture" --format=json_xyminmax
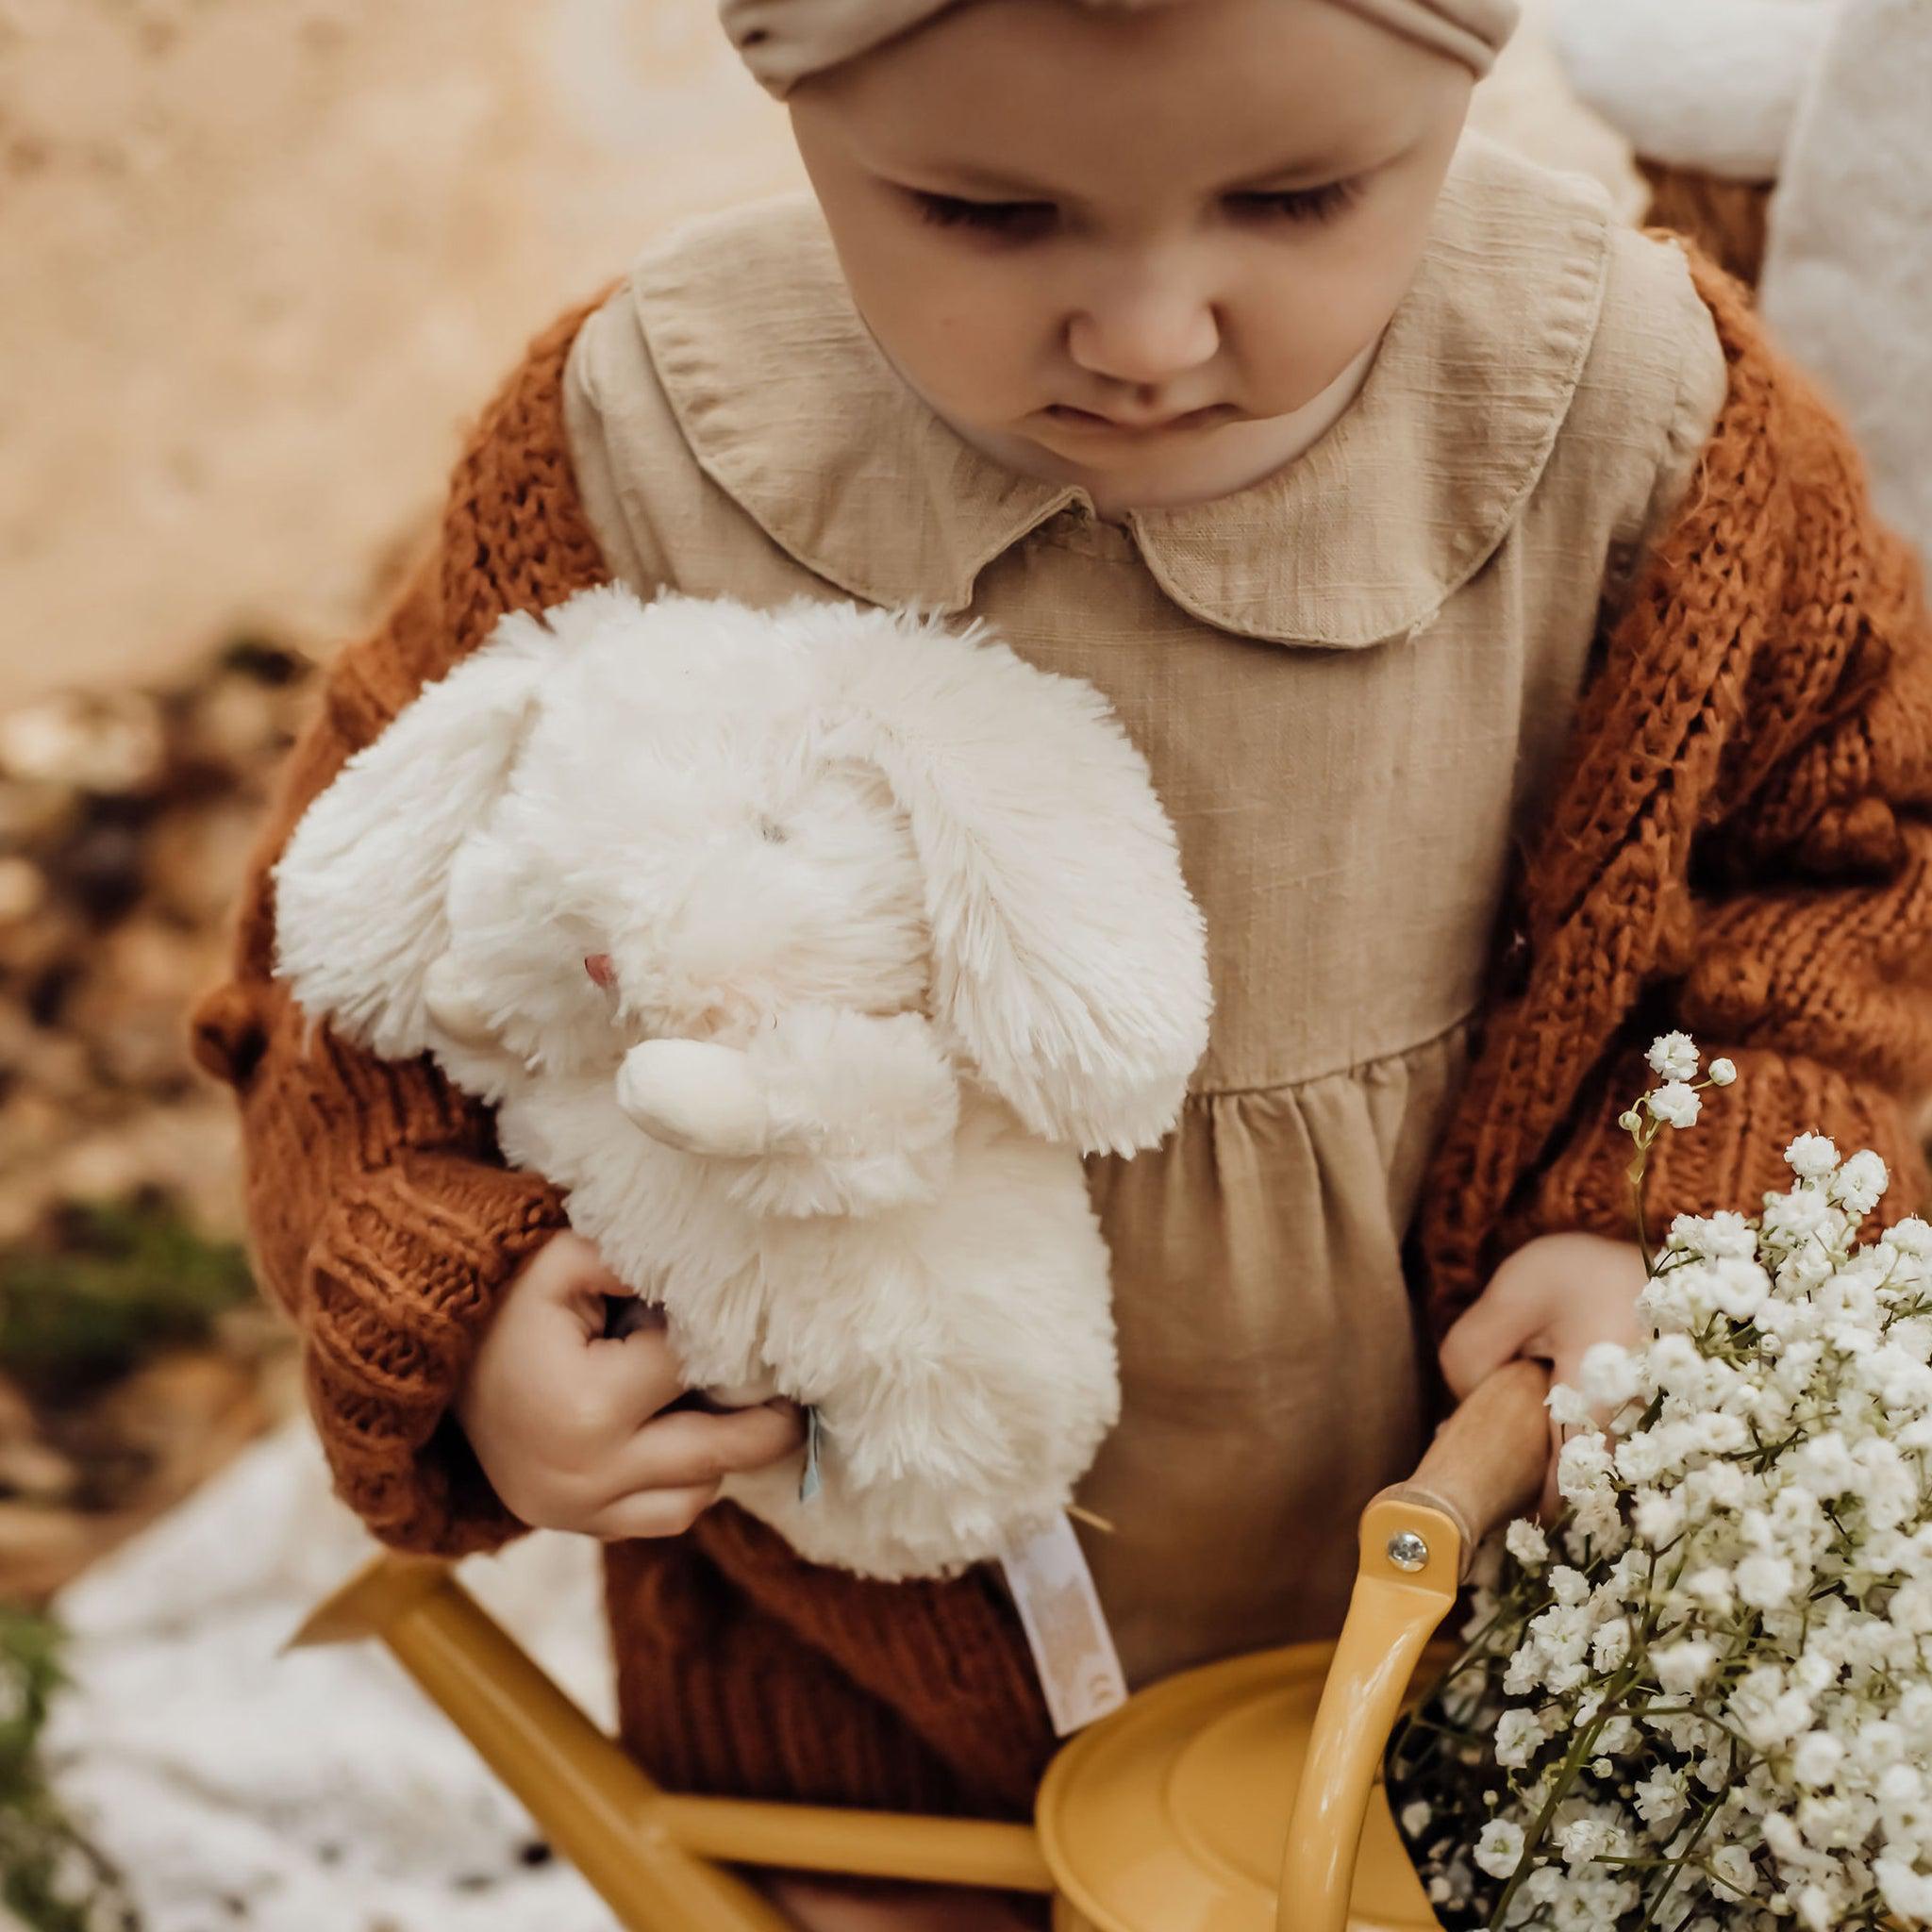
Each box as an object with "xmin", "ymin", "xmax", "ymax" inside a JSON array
[
  {"xmin": 1413, "ymin": 248, "xmax": 1932, "ymax": 1337},
  {"xmin": 187, "ymin": 291, "xmax": 613, "ymax": 1555},
  {"xmin": 189, "ymin": 241, "xmax": 1932, "ymax": 1817}
]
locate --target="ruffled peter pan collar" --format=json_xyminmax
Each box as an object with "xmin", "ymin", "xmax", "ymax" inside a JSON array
[{"xmin": 615, "ymin": 131, "xmax": 1614, "ymax": 650}]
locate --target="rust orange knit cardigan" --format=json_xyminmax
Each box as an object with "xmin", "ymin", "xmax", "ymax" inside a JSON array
[{"xmin": 188, "ymin": 246, "xmax": 1932, "ymax": 1819}]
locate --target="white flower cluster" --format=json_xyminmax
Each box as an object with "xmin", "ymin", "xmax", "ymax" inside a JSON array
[{"xmin": 1391, "ymin": 1036, "xmax": 1932, "ymax": 1931}]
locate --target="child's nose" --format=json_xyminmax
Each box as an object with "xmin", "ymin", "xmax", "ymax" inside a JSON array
[{"xmin": 1065, "ymin": 279, "xmax": 1221, "ymax": 390}]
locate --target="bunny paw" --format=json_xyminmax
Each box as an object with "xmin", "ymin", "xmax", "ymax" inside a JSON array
[{"xmin": 616, "ymin": 1039, "xmax": 770, "ymax": 1157}]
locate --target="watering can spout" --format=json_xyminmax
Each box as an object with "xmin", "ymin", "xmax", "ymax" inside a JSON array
[
  {"xmin": 283, "ymin": 1549, "xmax": 1054, "ymax": 1927},
  {"xmin": 288, "ymin": 1360, "xmax": 1549, "ymax": 1932},
  {"xmin": 285, "ymin": 1550, "xmax": 450, "ymax": 1652}
]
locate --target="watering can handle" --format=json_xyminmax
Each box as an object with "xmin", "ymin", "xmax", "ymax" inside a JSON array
[
  {"xmin": 1383, "ymin": 1355, "xmax": 1551, "ymax": 1578},
  {"xmin": 1276, "ymin": 1358, "xmax": 1549, "ymax": 1932}
]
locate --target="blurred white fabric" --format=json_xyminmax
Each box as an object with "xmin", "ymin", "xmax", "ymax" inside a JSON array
[
  {"xmin": 39, "ymin": 1418, "xmax": 623, "ymax": 1932},
  {"xmin": 1551, "ymin": 0, "xmax": 1929, "ymax": 578},
  {"xmin": 1550, "ymin": 0, "xmax": 1843, "ymax": 181},
  {"xmin": 1759, "ymin": 0, "xmax": 1932, "ymax": 577}
]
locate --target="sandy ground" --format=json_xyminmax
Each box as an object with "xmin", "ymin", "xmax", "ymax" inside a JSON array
[{"xmin": 1, "ymin": 0, "xmax": 1636, "ymax": 708}]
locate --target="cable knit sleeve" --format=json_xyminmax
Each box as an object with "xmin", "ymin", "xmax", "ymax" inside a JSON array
[
  {"xmin": 1418, "ymin": 248, "xmax": 1932, "ymax": 1333},
  {"xmin": 187, "ymin": 289, "xmax": 617, "ymax": 1555}
]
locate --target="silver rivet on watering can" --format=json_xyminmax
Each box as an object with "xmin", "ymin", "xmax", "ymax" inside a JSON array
[{"xmin": 1386, "ymin": 1530, "xmax": 1429, "ymax": 1573}]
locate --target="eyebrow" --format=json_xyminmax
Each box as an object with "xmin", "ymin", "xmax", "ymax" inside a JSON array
[{"xmin": 898, "ymin": 145, "xmax": 1366, "ymax": 200}]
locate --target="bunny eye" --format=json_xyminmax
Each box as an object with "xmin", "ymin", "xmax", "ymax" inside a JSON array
[
  {"xmin": 757, "ymin": 814, "xmax": 789, "ymax": 845},
  {"xmin": 584, "ymin": 953, "xmax": 617, "ymax": 991}
]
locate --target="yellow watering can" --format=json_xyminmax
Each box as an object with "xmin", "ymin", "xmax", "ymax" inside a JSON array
[{"xmin": 291, "ymin": 1360, "xmax": 1547, "ymax": 1932}]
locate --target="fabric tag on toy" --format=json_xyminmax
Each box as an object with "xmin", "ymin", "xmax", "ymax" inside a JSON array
[
  {"xmin": 998, "ymin": 1510, "xmax": 1127, "ymax": 1737},
  {"xmin": 799, "ymin": 1406, "xmax": 824, "ymax": 1504}
]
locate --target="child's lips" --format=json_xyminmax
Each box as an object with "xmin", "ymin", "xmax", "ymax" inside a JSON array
[{"xmin": 1041, "ymin": 402, "xmax": 1238, "ymax": 437}]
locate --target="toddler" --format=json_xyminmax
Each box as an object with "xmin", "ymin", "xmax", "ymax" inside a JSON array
[{"xmin": 190, "ymin": 1, "xmax": 1932, "ymax": 1926}]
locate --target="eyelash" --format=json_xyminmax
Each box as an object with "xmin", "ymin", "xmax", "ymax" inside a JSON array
[{"xmin": 908, "ymin": 179, "xmax": 1360, "ymax": 237}]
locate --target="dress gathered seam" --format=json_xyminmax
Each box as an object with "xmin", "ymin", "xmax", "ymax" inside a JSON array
[{"xmin": 1183, "ymin": 1008, "xmax": 1478, "ymax": 1102}]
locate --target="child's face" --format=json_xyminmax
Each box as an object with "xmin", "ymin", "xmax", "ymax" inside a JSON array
[{"xmin": 790, "ymin": 0, "xmax": 1474, "ymax": 510}]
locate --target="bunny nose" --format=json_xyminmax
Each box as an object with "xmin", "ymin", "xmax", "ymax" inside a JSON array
[{"xmin": 585, "ymin": 953, "xmax": 616, "ymax": 990}]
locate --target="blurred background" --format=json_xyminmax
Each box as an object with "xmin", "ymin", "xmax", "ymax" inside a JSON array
[{"xmin": 0, "ymin": 0, "xmax": 1881, "ymax": 1924}]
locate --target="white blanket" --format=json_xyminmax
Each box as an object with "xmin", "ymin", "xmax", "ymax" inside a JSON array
[
  {"xmin": 40, "ymin": 1420, "xmax": 622, "ymax": 1931},
  {"xmin": 1758, "ymin": 0, "xmax": 1932, "ymax": 578}
]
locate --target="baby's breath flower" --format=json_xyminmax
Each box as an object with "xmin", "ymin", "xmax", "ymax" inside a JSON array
[
  {"xmin": 1647, "ymin": 1031, "xmax": 1701, "ymax": 1082},
  {"xmin": 1390, "ymin": 1044, "xmax": 1932, "ymax": 1930},
  {"xmin": 1879, "ymin": 1859, "xmax": 1932, "ymax": 1920},
  {"xmin": 1549, "ymin": 1565, "xmax": 1591, "ymax": 1607},
  {"xmin": 1645, "ymin": 1080, "xmax": 1701, "ymax": 1128},
  {"xmin": 1737, "ymin": 1553, "xmax": 1797, "ymax": 1611},
  {"xmin": 1633, "ymin": 1769, "xmax": 1688, "ymax": 1828},
  {"xmin": 1710, "ymin": 1844, "xmax": 1757, "ymax": 1898},
  {"xmin": 1890, "ymin": 1216, "xmax": 1932, "ymax": 1258},
  {"xmin": 1547, "ymin": 1383, "xmax": 1593, "ymax": 1428},
  {"xmin": 1495, "ymin": 1707, "xmax": 1545, "ymax": 1769},
  {"xmin": 1682, "ymin": 1566, "xmax": 1737, "ymax": 1616},
  {"xmin": 1708, "ymin": 1256, "xmax": 1772, "ymax": 1322},
  {"xmin": 1505, "ymin": 1518, "xmax": 1549, "ymax": 1569},
  {"xmin": 1830, "ymin": 1148, "xmax": 1890, "ymax": 1216},
  {"xmin": 1556, "ymin": 1431, "xmax": 1614, "ymax": 1500},
  {"xmin": 1557, "ymin": 1816, "xmax": 1617, "ymax": 1868},
  {"xmin": 1474, "ymin": 1818, "xmax": 1525, "ymax": 1879},
  {"xmin": 1580, "ymin": 1341, "xmax": 1641, "ymax": 1410},
  {"xmin": 1785, "ymin": 1131, "xmax": 1840, "ymax": 1180},
  {"xmin": 1656, "ymin": 1639, "xmax": 1718, "ymax": 1694},
  {"xmin": 1791, "ymin": 1733, "xmax": 1844, "ymax": 1788},
  {"xmin": 1591, "ymin": 1617, "xmax": 1633, "ymax": 1672},
  {"xmin": 1633, "ymin": 1489, "xmax": 1685, "ymax": 1545}
]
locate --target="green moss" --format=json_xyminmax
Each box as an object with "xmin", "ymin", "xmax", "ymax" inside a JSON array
[
  {"xmin": 0, "ymin": 1190, "xmax": 255, "ymax": 1405},
  {"xmin": 0, "ymin": 1607, "xmax": 134, "ymax": 1931}
]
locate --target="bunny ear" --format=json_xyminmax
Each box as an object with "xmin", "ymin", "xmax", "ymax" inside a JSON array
[
  {"xmin": 836, "ymin": 616, "xmax": 1212, "ymax": 1157},
  {"xmin": 271, "ymin": 606, "xmax": 562, "ymax": 1063}
]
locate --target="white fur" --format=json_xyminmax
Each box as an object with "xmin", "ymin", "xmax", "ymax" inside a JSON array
[
  {"xmin": 1551, "ymin": 0, "xmax": 1843, "ymax": 181},
  {"xmin": 1759, "ymin": 0, "xmax": 1932, "ymax": 581},
  {"xmin": 272, "ymin": 586, "xmax": 1212, "ymax": 1578}
]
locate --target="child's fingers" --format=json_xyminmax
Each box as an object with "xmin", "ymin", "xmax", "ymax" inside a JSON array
[
  {"xmin": 1438, "ymin": 1278, "xmax": 1541, "ymax": 1401},
  {"xmin": 582, "ymin": 1481, "xmax": 723, "ymax": 1542},
  {"xmin": 576, "ymin": 1324, "xmax": 691, "ymax": 1434},
  {"xmin": 599, "ymin": 1403, "xmax": 806, "ymax": 1500},
  {"xmin": 526, "ymin": 1236, "xmax": 629, "ymax": 1311}
]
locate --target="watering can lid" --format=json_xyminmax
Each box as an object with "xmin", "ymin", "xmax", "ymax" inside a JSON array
[{"xmin": 1034, "ymin": 1638, "xmax": 1443, "ymax": 1932}]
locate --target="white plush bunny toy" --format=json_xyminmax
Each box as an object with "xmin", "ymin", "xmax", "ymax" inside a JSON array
[{"xmin": 272, "ymin": 585, "xmax": 1211, "ymax": 1581}]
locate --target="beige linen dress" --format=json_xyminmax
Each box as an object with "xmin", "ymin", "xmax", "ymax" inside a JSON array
[{"xmin": 559, "ymin": 132, "xmax": 1728, "ymax": 1690}]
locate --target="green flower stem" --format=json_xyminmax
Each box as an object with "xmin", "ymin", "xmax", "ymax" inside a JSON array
[
  {"xmin": 1488, "ymin": 1665, "xmax": 1641, "ymax": 1928},
  {"xmin": 1634, "ymin": 1781, "xmax": 1724, "ymax": 1930}
]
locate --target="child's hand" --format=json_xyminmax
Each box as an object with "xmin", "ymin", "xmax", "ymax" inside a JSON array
[
  {"xmin": 1438, "ymin": 1231, "xmax": 1650, "ymax": 1515},
  {"xmin": 454, "ymin": 1230, "xmax": 806, "ymax": 1541}
]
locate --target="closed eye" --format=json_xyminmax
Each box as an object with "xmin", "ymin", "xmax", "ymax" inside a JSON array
[
  {"xmin": 907, "ymin": 191, "xmax": 1056, "ymax": 240},
  {"xmin": 906, "ymin": 178, "xmax": 1363, "ymax": 239},
  {"xmin": 1224, "ymin": 179, "xmax": 1361, "ymax": 226}
]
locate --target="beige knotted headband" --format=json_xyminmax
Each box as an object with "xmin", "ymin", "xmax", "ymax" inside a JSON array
[{"xmin": 722, "ymin": 0, "xmax": 1521, "ymax": 92}]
